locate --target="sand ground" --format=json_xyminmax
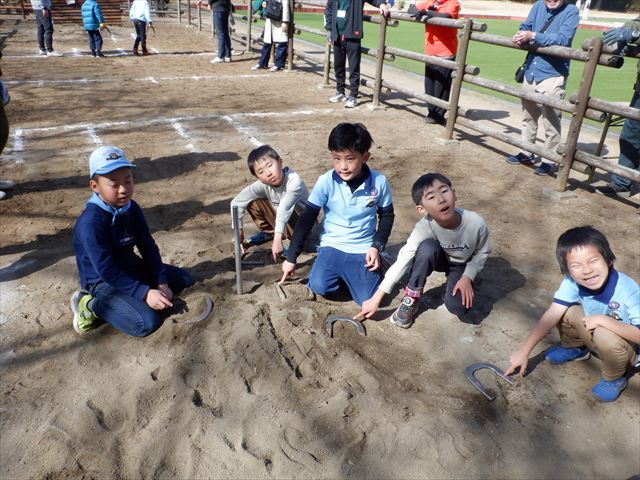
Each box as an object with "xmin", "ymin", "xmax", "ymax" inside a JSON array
[{"xmin": 0, "ymin": 9, "xmax": 639, "ymax": 480}]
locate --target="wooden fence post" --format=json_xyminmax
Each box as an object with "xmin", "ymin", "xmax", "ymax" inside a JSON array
[
  {"xmin": 178, "ymin": 0, "xmax": 182, "ymax": 23},
  {"xmin": 371, "ymin": 14, "xmax": 388, "ymax": 108},
  {"xmin": 287, "ymin": 0, "xmax": 294, "ymax": 71},
  {"xmin": 555, "ymin": 36, "xmax": 603, "ymax": 192},
  {"xmin": 245, "ymin": 0, "xmax": 252, "ymax": 53},
  {"xmin": 187, "ymin": 0, "xmax": 192, "ymax": 26},
  {"xmin": 323, "ymin": 41, "xmax": 331, "ymax": 86},
  {"xmin": 198, "ymin": 2, "xmax": 202, "ymax": 30},
  {"xmin": 444, "ymin": 18, "xmax": 472, "ymax": 140}
]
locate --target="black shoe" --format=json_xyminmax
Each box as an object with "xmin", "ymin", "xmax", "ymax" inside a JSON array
[
  {"xmin": 133, "ymin": 50, "xmax": 140, "ymax": 56},
  {"xmin": 390, "ymin": 295, "xmax": 418, "ymax": 329},
  {"xmin": 96, "ymin": 51, "xmax": 105, "ymax": 57}
]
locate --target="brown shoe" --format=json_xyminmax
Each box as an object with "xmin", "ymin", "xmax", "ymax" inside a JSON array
[
  {"xmin": 133, "ymin": 50, "xmax": 140, "ymax": 56},
  {"xmin": 142, "ymin": 50, "xmax": 152, "ymax": 56}
]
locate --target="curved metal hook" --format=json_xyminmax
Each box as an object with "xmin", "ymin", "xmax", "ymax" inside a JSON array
[
  {"xmin": 325, "ymin": 315, "xmax": 366, "ymax": 338},
  {"xmin": 465, "ymin": 362, "xmax": 514, "ymax": 401}
]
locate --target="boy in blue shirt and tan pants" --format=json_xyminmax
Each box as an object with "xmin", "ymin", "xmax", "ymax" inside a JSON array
[
  {"xmin": 280, "ymin": 123, "xmax": 394, "ymax": 305},
  {"xmin": 71, "ymin": 146, "xmax": 192, "ymax": 336}
]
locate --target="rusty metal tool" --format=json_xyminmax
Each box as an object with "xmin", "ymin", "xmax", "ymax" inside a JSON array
[
  {"xmin": 325, "ymin": 313, "xmax": 366, "ymax": 338},
  {"xmin": 464, "ymin": 362, "xmax": 514, "ymax": 401}
]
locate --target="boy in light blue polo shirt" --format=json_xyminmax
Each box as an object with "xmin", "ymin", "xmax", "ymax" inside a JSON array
[
  {"xmin": 280, "ymin": 123, "xmax": 394, "ymax": 305},
  {"xmin": 506, "ymin": 226, "xmax": 639, "ymax": 402}
]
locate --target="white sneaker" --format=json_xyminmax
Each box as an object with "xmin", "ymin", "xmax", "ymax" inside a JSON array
[
  {"xmin": 47, "ymin": 50, "xmax": 62, "ymax": 56},
  {"xmin": 270, "ymin": 65, "xmax": 282, "ymax": 72},
  {"xmin": 251, "ymin": 63, "xmax": 264, "ymax": 70},
  {"xmin": 39, "ymin": 49, "xmax": 47, "ymax": 56},
  {"xmin": 329, "ymin": 92, "xmax": 347, "ymax": 103},
  {"xmin": 224, "ymin": 57, "xmax": 231, "ymax": 63},
  {"xmin": 0, "ymin": 191, "xmax": 6, "ymax": 201},
  {"xmin": 345, "ymin": 96, "xmax": 357, "ymax": 108},
  {"xmin": 210, "ymin": 57, "xmax": 224, "ymax": 64},
  {"xmin": 0, "ymin": 180, "xmax": 15, "ymax": 190}
]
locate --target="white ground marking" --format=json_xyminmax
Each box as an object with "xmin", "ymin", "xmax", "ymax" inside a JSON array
[
  {"xmin": 6, "ymin": 74, "xmax": 268, "ymax": 87},
  {"xmin": 3, "ymin": 51, "xmax": 219, "ymax": 60},
  {"xmin": 1, "ymin": 128, "xmax": 25, "ymax": 164},
  {"xmin": 71, "ymin": 47, "xmax": 82, "ymax": 57},
  {"xmin": 221, "ymin": 115, "xmax": 262, "ymax": 147},
  {"xmin": 170, "ymin": 120, "xmax": 200, "ymax": 153},
  {"xmin": 86, "ymin": 126, "xmax": 103, "ymax": 145},
  {"xmin": 151, "ymin": 48, "xmax": 160, "ymax": 54}
]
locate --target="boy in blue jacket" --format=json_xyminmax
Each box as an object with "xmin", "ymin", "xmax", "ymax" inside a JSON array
[
  {"xmin": 71, "ymin": 146, "xmax": 193, "ymax": 336},
  {"xmin": 81, "ymin": 0, "xmax": 106, "ymax": 57}
]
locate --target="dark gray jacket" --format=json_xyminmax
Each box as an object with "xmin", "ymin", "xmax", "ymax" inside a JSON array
[{"xmin": 325, "ymin": 0, "xmax": 386, "ymax": 41}]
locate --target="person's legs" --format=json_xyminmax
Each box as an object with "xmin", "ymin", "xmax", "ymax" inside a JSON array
[
  {"xmin": 246, "ymin": 198, "xmax": 277, "ymax": 233},
  {"xmin": 406, "ymin": 238, "xmax": 448, "ymax": 293},
  {"xmin": 307, "ymin": 247, "xmax": 342, "ymax": 297},
  {"xmin": 213, "ymin": 11, "xmax": 226, "ymax": 58},
  {"xmin": 163, "ymin": 264, "xmax": 194, "ymax": 294},
  {"xmin": 274, "ymin": 41, "xmax": 287, "ymax": 69},
  {"xmin": 591, "ymin": 326, "xmax": 637, "ymax": 381},
  {"xmin": 43, "ymin": 11, "xmax": 54, "ymax": 51},
  {"xmin": 442, "ymin": 263, "xmax": 469, "ymax": 318},
  {"xmin": 424, "ymin": 58, "xmax": 454, "ymax": 121},
  {"xmin": 339, "ymin": 252, "xmax": 381, "ymax": 306},
  {"xmin": 610, "ymin": 92, "xmax": 640, "ymax": 192},
  {"xmin": 344, "ymin": 38, "xmax": 361, "ymax": 99},
  {"xmin": 34, "ymin": 10, "xmax": 46, "ymax": 51},
  {"xmin": 94, "ymin": 30, "xmax": 103, "ymax": 54},
  {"xmin": 333, "ymin": 37, "xmax": 347, "ymax": 96},
  {"xmin": 539, "ymin": 76, "xmax": 566, "ymax": 153},
  {"xmin": 258, "ymin": 42, "xmax": 272, "ymax": 67},
  {"xmin": 139, "ymin": 21, "xmax": 148, "ymax": 52},
  {"xmin": 88, "ymin": 30, "xmax": 97, "ymax": 54},
  {"xmin": 133, "ymin": 20, "xmax": 144, "ymax": 51}
]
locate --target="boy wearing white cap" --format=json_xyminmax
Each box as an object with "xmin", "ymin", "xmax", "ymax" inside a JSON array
[{"xmin": 71, "ymin": 146, "xmax": 193, "ymax": 336}]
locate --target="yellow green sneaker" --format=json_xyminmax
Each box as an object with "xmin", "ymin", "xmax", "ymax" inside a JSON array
[{"xmin": 70, "ymin": 291, "xmax": 102, "ymax": 334}]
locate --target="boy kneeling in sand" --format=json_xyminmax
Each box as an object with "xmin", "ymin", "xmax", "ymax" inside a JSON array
[
  {"xmin": 360, "ymin": 173, "xmax": 491, "ymax": 328},
  {"xmin": 231, "ymin": 144, "xmax": 312, "ymax": 262},
  {"xmin": 71, "ymin": 146, "xmax": 193, "ymax": 336},
  {"xmin": 280, "ymin": 122, "xmax": 395, "ymax": 306},
  {"xmin": 506, "ymin": 226, "xmax": 639, "ymax": 402}
]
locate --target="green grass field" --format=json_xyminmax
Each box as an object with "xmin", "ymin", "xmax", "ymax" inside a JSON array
[{"xmin": 287, "ymin": 13, "xmax": 635, "ymax": 104}]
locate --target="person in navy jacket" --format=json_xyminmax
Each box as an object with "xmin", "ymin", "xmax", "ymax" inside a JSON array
[{"xmin": 71, "ymin": 146, "xmax": 192, "ymax": 336}]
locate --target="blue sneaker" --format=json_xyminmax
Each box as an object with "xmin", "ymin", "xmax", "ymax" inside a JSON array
[
  {"xmin": 545, "ymin": 345, "xmax": 590, "ymax": 365},
  {"xmin": 591, "ymin": 377, "xmax": 628, "ymax": 402},
  {"xmin": 534, "ymin": 162, "xmax": 557, "ymax": 176},
  {"xmin": 506, "ymin": 152, "xmax": 538, "ymax": 165},
  {"xmin": 246, "ymin": 231, "xmax": 274, "ymax": 246}
]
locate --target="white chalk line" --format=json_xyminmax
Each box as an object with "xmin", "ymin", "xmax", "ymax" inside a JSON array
[
  {"xmin": 3, "ymin": 129, "xmax": 24, "ymax": 164},
  {"xmin": 171, "ymin": 120, "xmax": 200, "ymax": 153},
  {"xmin": 222, "ymin": 115, "xmax": 262, "ymax": 147},
  {"xmin": 86, "ymin": 126, "xmax": 103, "ymax": 146},
  {"xmin": 6, "ymin": 74, "xmax": 269, "ymax": 87}
]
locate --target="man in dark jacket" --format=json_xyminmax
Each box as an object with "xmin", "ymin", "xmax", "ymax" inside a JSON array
[{"xmin": 325, "ymin": 0, "xmax": 390, "ymax": 108}]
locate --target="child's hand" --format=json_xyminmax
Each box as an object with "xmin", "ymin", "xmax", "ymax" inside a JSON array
[
  {"xmin": 281, "ymin": 22, "xmax": 288, "ymax": 33},
  {"xmin": 360, "ymin": 289, "xmax": 385, "ymax": 318},
  {"xmin": 158, "ymin": 283, "xmax": 173, "ymax": 301},
  {"xmin": 279, "ymin": 260, "xmax": 296, "ymax": 284},
  {"xmin": 505, "ymin": 349, "xmax": 528, "ymax": 377},
  {"xmin": 145, "ymin": 288, "xmax": 173, "ymax": 310},
  {"xmin": 452, "ymin": 275, "xmax": 474, "ymax": 309},
  {"xmin": 238, "ymin": 228, "xmax": 246, "ymax": 255},
  {"xmin": 583, "ymin": 314, "xmax": 610, "ymax": 332},
  {"xmin": 271, "ymin": 232, "xmax": 284, "ymax": 262},
  {"xmin": 100, "ymin": 23, "xmax": 107, "ymax": 29},
  {"xmin": 364, "ymin": 247, "xmax": 380, "ymax": 271}
]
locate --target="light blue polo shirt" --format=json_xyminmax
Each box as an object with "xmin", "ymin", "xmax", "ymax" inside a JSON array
[
  {"xmin": 308, "ymin": 167, "xmax": 393, "ymax": 254},
  {"xmin": 553, "ymin": 269, "xmax": 640, "ymax": 328}
]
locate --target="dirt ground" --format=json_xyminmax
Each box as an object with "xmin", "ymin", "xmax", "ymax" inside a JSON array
[{"xmin": 1, "ymin": 14, "xmax": 639, "ymax": 480}]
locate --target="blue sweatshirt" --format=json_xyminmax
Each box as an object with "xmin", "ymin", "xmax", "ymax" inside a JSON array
[{"xmin": 73, "ymin": 196, "xmax": 167, "ymax": 300}]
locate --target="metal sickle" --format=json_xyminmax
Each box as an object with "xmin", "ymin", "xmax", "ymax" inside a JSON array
[
  {"xmin": 325, "ymin": 314, "xmax": 366, "ymax": 338},
  {"xmin": 464, "ymin": 362, "xmax": 514, "ymax": 401}
]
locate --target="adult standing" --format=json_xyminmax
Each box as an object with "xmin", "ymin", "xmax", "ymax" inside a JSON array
[
  {"xmin": 30, "ymin": 0, "xmax": 61, "ymax": 56},
  {"xmin": 596, "ymin": 16, "xmax": 640, "ymax": 198},
  {"xmin": 325, "ymin": 0, "xmax": 390, "ymax": 109},
  {"xmin": 410, "ymin": 0, "xmax": 460, "ymax": 125},
  {"xmin": 506, "ymin": 0, "xmax": 579, "ymax": 176},
  {"xmin": 209, "ymin": 0, "xmax": 233, "ymax": 64}
]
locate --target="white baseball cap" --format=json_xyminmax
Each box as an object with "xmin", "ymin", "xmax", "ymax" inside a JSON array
[{"xmin": 89, "ymin": 146, "xmax": 136, "ymax": 177}]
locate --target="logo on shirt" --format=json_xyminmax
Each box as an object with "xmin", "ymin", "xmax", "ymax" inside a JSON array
[
  {"xmin": 608, "ymin": 301, "xmax": 620, "ymax": 310},
  {"xmin": 365, "ymin": 187, "xmax": 379, "ymax": 208},
  {"xmin": 442, "ymin": 243, "xmax": 470, "ymax": 251}
]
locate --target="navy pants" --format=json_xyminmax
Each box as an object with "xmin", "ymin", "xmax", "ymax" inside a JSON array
[
  {"xmin": 88, "ymin": 264, "xmax": 193, "ymax": 337},
  {"xmin": 333, "ymin": 37, "xmax": 361, "ymax": 98},
  {"xmin": 308, "ymin": 246, "xmax": 381, "ymax": 306},
  {"xmin": 87, "ymin": 30, "xmax": 103, "ymax": 55},
  {"xmin": 34, "ymin": 9, "xmax": 54, "ymax": 52},
  {"xmin": 407, "ymin": 238, "xmax": 468, "ymax": 317},
  {"xmin": 610, "ymin": 91, "xmax": 640, "ymax": 192},
  {"xmin": 258, "ymin": 41, "xmax": 287, "ymax": 69},
  {"xmin": 133, "ymin": 20, "xmax": 147, "ymax": 52},
  {"xmin": 424, "ymin": 56, "xmax": 455, "ymax": 122},
  {"xmin": 213, "ymin": 10, "xmax": 232, "ymax": 59}
]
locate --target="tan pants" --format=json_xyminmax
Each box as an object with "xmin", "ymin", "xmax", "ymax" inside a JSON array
[
  {"xmin": 521, "ymin": 75, "xmax": 566, "ymax": 157},
  {"xmin": 558, "ymin": 305, "xmax": 637, "ymax": 380},
  {"xmin": 246, "ymin": 198, "xmax": 299, "ymax": 239}
]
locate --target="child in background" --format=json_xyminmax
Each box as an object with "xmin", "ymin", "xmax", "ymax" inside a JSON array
[
  {"xmin": 506, "ymin": 226, "xmax": 639, "ymax": 402},
  {"xmin": 360, "ymin": 173, "xmax": 490, "ymax": 328},
  {"xmin": 280, "ymin": 123, "xmax": 394, "ymax": 306},
  {"xmin": 130, "ymin": 0, "xmax": 152, "ymax": 56},
  {"xmin": 250, "ymin": 0, "xmax": 289, "ymax": 72},
  {"xmin": 71, "ymin": 146, "xmax": 193, "ymax": 336},
  {"xmin": 81, "ymin": 0, "xmax": 106, "ymax": 57},
  {"xmin": 231, "ymin": 144, "xmax": 311, "ymax": 261}
]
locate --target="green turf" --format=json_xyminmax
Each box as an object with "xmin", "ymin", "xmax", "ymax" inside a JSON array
[{"xmin": 290, "ymin": 13, "xmax": 636, "ymax": 104}]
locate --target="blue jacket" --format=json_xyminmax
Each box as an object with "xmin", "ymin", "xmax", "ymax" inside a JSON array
[
  {"xmin": 81, "ymin": 0, "xmax": 105, "ymax": 31},
  {"xmin": 73, "ymin": 197, "xmax": 167, "ymax": 300},
  {"xmin": 519, "ymin": 0, "xmax": 579, "ymax": 82}
]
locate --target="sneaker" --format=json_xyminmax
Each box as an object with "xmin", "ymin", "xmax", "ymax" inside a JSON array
[
  {"xmin": 39, "ymin": 49, "xmax": 47, "ymax": 56},
  {"xmin": 0, "ymin": 191, "xmax": 6, "ymax": 200},
  {"xmin": 345, "ymin": 96, "xmax": 357, "ymax": 109},
  {"xmin": 246, "ymin": 231, "xmax": 274, "ymax": 246},
  {"xmin": 251, "ymin": 63, "xmax": 266, "ymax": 70},
  {"xmin": 142, "ymin": 50, "xmax": 152, "ymax": 56},
  {"xmin": 211, "ymin": 57, "xmax": 224, "ymax": 64},
  {"xmin": 534, "ymin": 162, "xmax": 557, "ymax": 176},
  {"xmin": 591, "ymin": 377, "xmax": 628, "ymax": 402},
  {"xmin": 270, "ymin": 65, "xmax": 282, "ymax": 72},
  {"xmin": 47, "ymin": 50, "xmax": 62, "ymax": 56},
  {"xmin": 506, "ymin": 152, "xmax": 538, "ymax": 166},
  {"xmin": 595, "ymin": 185, "xmax": 632, "ymax": 199},
  {"xmin": 224, "ymin": 57, "xmax": 231, "ymax": 62},
  {"xmin": 329, "ymin": 92, "xmax": 347, "ymax": 103},
  {"xmin": 424, "ymin": 116, "xmax": 438, "ymax": 124},
  {"xmin": 390, "ymin": 295, "xmax": 418, "ymax": 329},
  {"xmin": 0, "ymin": 180, "xmax": 15, "ymax": 190},
  {"xmin": 70, "ymin": 291, "xmax": 102, "ymax": 334},
  {"xmin": 133, "ymin": 49, "xmax": 140, "ymax": 56},
  {"xmin": 96, "ymin": 52, "xmax": 105, "ymax": 58},
  {"xmin": 545, "ymin": 345, "xmax": 590, "ymax": 365}
]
